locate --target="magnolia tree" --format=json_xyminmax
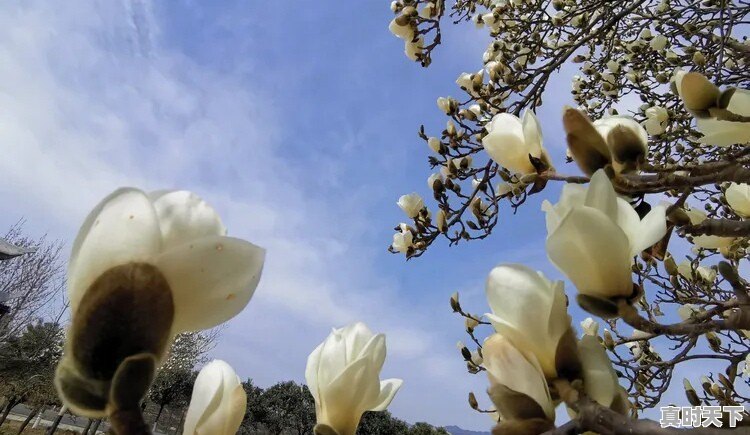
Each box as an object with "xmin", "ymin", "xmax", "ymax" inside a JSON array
[{"xmin": 388, "ymin": 0, "xmax": 749, "ymax": 433}]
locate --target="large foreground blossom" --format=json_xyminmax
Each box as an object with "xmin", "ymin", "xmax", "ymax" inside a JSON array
[
  {"xmin": 542, "ymin": 171, "xmax": 666, "ymax": 306},
  {"xmin": 306, "ymin": 323, "xmax": 402, "ymax": 435},
  {"xmin": 56, "ymin": 189, "xmax": 264, "ymax": 417},
  {"xmin": 482, "ymin": 110, "xmax": 552, "ymax": 174},
  {"xmin": 484, "ymin": 264, "xmax": 573, "ymax": 378},
  {"xmin": 183, "ymin": 360, "xmax": 246, "ymax": 435},
  {"xmin": 726, "ymin": 183, "xmax": 750, "ymax": 218}
]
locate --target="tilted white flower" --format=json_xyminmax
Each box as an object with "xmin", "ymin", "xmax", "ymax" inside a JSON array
[
  {"xmin": 67, "ymin": 189, "xmax": 265, "ymax": 334},
  {"xmin": 649, "ymin": 34, "xmax": 668, "ymax": 51},
  {"xmin": 391, "ymin": 224, "xmax": 414, "ymax": 254},
  {"xmin": 578, "ymin": 336, "xmax": 630, "ymax": 414},
  {"xmin": 677, "ymin": 304, "xmax": 702, "ymax": 321},
  {"xmin": 306, "ymin": 323, "xmax": 403, "ymax": 435},
  {"xmin": 726, "ymin": 183, "xmax": 750, "ymax": 218},
  {"xmin": 484, "ymin": 264, "xmax": 571, "ymax": 378},
  {"xmin": 695, "ymin": 88, "xmax": 750, "ymax": 146},
  {"xmin": 483, "ymin": 334, "xmax": 555, "ymax": 421},
  {"xmin": 673, "ymin": 71, "xmax": 750, "ymax": 147},
  {"xmin": 543, "ymin": 170, "xmax": 667, "ymax": 300},
  {"xmin": 481, "ymin": 110, "xmax": 551, "ymax": 174},
  {"xmin": 397, "ymin": 193, "xmax": 424, "ymax": 218},
  {"xmin": 183, "ymin": 360, "xmax": 246, "ymax": 435},
  {"xmin": 580, "ymin": 317, "xmax": 599, "ymax": 337},
  {"xmin": 57, "ymin": 189, "xmax": 264, "ymax": 417}
]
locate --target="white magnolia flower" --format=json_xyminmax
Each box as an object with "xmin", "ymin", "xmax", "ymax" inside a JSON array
[
  {"xmin": 58, "ymin": 189, "xmax": 264, "ymax": 417},
  {"xmin": 483, "ymin": 334, "xmax": 555, "ymax": 421},
  {"xmin": 592, "ymin": 115, "xmax": 649, "ymax": 173},
  {"xmin": 642, "ymin": 105, "xmax": 669, "ymax": 135},
  {"xmin": 726, "ymin": 183, "xmax": 750, "ymax": 218},
  {"xmin": 405, "ymin": 37, "xmax": 424, "ymax": 61},
  {"xmin": 183, "ymin": 360, "xmax": 246, "ymax": 435},
  {"xmin": 391, "ymin": 224, "xmax": 413, "ymax": 254},
  {"xmin": 696, "ymin": 88, "xmax": 750, "ymax": 146},
  {"xmin": 484, "ymin": 264, "xmax": 570, "ymax": 378},
  {"xmin": 427, "ymin": 137, "xmax": 441, "ymax": 153},
  {"xmin": 427, "ymin": 173, "xmax": 443, "ymax": 190},
  {"xmin": 580, "ymin": 317, "xmax": 599, "ymax": 336},
  {"xmin": 649, "ymin": 35, "xmax": 668, "ymax": 51},
  {"xmin": 578, "ymin": 336, "xmax": 630, "ymax": 413},
  {"xmin": 543, "ymin": 170, "xmax": 667, "ymax": 300},
  {"xmin": 68, "ymin": 189, "xmax": 265, "ymax": 334},
  {"xmin": 397, "ymin": 193, "xmax": 424, "ymax": 218},
  {"xmin": 481, "ymin": 110, "xmax": 551, "ymax": 174},
  {"xmin": 625, "ymin": 341, "xmax": 643, "ymax": 360},
  {"xmin": 388, "ymin": 18, "xmax": 414, "ymax": 41},
  {"xmin": 306, "ymin": 323, "xmax": 403, "ymax": 435},
  {"xmin": 677, "ymin": 304, "xmax": 702, "ymax": 321},
  {"xmin": 437, "ymin": 97, "xmax": 453, "ymax": 114},
  {"xmin": 674, "ymin": 71, "xmax": 750, "ymax": 146}
]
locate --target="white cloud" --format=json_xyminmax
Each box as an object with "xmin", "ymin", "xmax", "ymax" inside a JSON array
[{"xmin": 0, "ymin": 0, "xmax": 492, "ymax": 429}]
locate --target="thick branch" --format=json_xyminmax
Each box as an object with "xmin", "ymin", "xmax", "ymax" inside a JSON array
[{"xmin": 684, "ymin": 219, "xmax": 750, "ymax": 238}]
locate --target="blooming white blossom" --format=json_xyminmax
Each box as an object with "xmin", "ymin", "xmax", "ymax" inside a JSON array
[
  {"xmin": 642, "ymin": 105, "xmax": 669, "ymax": 136},
  {"xmin": 483, "ymin": 334, "xmax": 555, "ymax": 421},
  {"xmin": 388, "ymin": 18, "xmax": 413, "ymax": 41},
  {"xmin": 397, "ymin": 193, "xmax": 424, "ymax": 218},
  {"xmin": 484, "ymin": 264, "xmax": 570, "ymax": 377},
  {"xmin": 481, "ymin": 110, "xmax": 551, "ymax": 174},
  {"xmin": 580, "ymin": 317, "xmax": 599, "ymax": 336},
  {"xmin": 649, "ymin": 34, "xmax": 668, "ymax": 51},
  {"xmin": 183, "ymin": 360, "xmax": 246, "ymax": 435},
  {"xmin": 405, "ymin": 37, "xmax": 424, "ymax": 61},
  {"xmin": 543, "ymin": 170, "xmax": 667, "ymax": 300},
  {"xmin": 57, "ymin": 189, "xmax": 265, "ymax": 416},
  {"xmin": 427, "ymin": 137, "xmax": 441, "ymax": 153},
  {"xmin": 677, "ymin": 304, "xmax": 702, "ymax": 321},
  {"xmin": 391, "ymin": 224, "xmax": 414, "ymax": 254},
  {"xmin": 305, "ymin": 323, "xmax": 403, "ymax": 435},
  {"xmin": 427, "ymin": 173, "xmax": 443, "ymax": 190},
  {"xmin": 437, "ymin": 96, "xmax": 453, "ymax": 114},
  {"xmin": 726, "ymin": 183, "xmax": 750, "ymax": 218}
]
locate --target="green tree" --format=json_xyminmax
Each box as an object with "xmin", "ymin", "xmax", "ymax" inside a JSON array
[
  {"xmin": 260, "ymin": 381, "xmax": 316, "ymax": 435},
  {"xmin": 357, "ymin": 410, "xmax": 410, "ymax": 435}
]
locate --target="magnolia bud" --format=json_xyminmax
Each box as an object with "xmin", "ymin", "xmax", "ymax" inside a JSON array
[
  {"xmin": 603, "ymin": 329, "xmax": 615, "ymax": 350},
  {"xmin": 705, "ymin": 331, "xmax": 721, "ymax": 352},
  {"xmin": 679, "ymin": 72, "xmax": 720, "ymax": 115},
  {"xmin": 684, "ymin": 379, "xmax": 701, "ymax": 406},
  {"xmin": 450, "ymin": 292, "xmax": 461, "ymax": 312},
  {"xmin": 468, "ymin": 392, "xmax": 479, "ymax": 410}
]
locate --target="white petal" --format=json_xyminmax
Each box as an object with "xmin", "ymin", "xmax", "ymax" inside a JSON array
[
  {"xmin": 726, "ymin": 183, "xmax": 750, "ymax": 218},
  {"xmin": 156, "ymin": 236, "xmax": 265, "ymax": 334},
  {"xmin": 483, "ymin": 335, "xmax": 554, "ymax": 420},
  {"xmin": 369, "ymin": 378, "xmax": 403, "ymax": 411},
  {"xmin": 482, "ymin": 113, "xmax": 534, "ymax": 174},
  {"xmin": 151, "ymin": 191, "xmax": 227, "ymax": 250},
  {"xmin": 68, "ymin": 188, "xmax": 161, "ymax": 312},
  {"xmin": 522, "ymin": 110, "xmax": 543, "ymax": 156},
  {"xmin": 696, "ymin": 118, "xmax": 750, "ymax": 147},
  {"xmin": 305, "ymin": 341, "xmax": 324, "ymax": 403},
  {"xmin": 578, "ymin": 336, "xmax": 618, "ymax": 408},
  {"xmin": 183, "ymin": 360, "xmax": 227, "ymax": 435},
  {"xmin": 727, "ymin": 89, "xmax": 750, "ymax": 117},
  {"xmin": 546, "ymin": 207, "xmax": 634, "ymax": 299},
  {"xmin": 584, "ymin": 170, "xmax": 619, "ymax": 221},
  {"xmin": 631, "ymin": 204, "xmax": 667, "ymax": 255},
  {"xmin": 318, "ymin": 357, "xmax": 379, "ymax": 435},
  {"xmin": 341, "ymin": 322, "xmax": 376, "ymax": 363},
  {"xmin": 485, "ymin": 264, "xmax": 568, "ymax": 377}
]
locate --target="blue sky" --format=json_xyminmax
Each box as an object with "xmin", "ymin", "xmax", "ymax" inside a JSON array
[{"xmin": 0, "ymin": 0, "xmax": 707, "ymax": 430}]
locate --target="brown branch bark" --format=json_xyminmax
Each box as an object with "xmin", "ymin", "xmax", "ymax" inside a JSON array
[{"xmin": 684, "ymin": 219, "xmax": 750, "ymax": 238}]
